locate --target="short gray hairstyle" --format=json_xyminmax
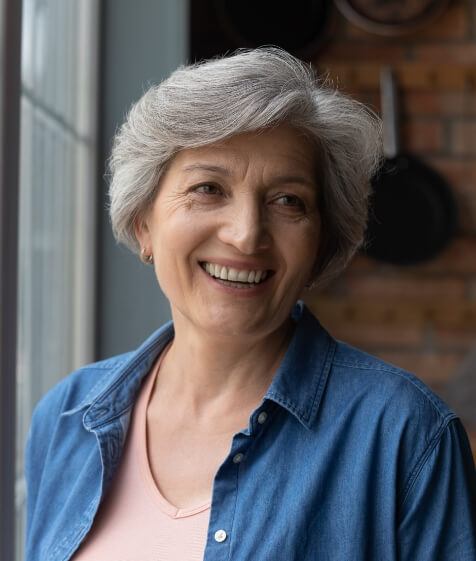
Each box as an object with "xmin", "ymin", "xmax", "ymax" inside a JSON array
[{"xmin": 108, "ymin": 47, "xmax": 382, "ymax": 288}]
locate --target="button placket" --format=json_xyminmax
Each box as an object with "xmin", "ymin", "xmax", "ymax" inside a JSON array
[{"xmin": 204, "ymin": 432, "xmax": 250, "ymax": 559}]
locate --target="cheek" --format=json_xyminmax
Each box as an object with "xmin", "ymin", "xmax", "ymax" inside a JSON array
[
  {"xmin": 288, "ymin": 235, "xmax": 320, "ymax": 284},
  {"xmin": 150, "ymin": 212, "xmax": 210, "ymax": 274},
  {"xmin": 290, "ymin": 220, "xmax": 320, "ymax": 259}
]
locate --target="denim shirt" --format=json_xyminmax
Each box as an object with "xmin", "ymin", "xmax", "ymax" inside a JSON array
[{"xmin": 25, "ymin": 302, "xmax": 476, "ymax": 561}]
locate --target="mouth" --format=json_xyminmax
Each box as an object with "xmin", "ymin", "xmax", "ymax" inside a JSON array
[{"xmin": 199, "ymin": 261, "xmax": 275, "ymax": 288}]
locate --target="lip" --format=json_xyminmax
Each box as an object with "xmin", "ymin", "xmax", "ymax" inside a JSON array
[
  {"xmin": 198, "ymin": 258, "xmax": 274, "ymax": 272},
  {"xmin": 198, "ymin": 261, "xmax": 274, "ymax": 296}
]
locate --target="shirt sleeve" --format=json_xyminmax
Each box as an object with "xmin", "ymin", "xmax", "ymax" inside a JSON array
[
  {"xmin": 24, "ymin": 382, "xmax": 67, "ymax": 554},
  {"xmin": 398, "ymin": 417, "xmax": 476, "ymax": 561},
  {"xmin": 24, "ymin": 398, "xmax": 49, "ymax": 540}
]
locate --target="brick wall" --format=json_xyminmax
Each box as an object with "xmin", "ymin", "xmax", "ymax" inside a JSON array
[{"xmin": 305, "ymin": 0, "xmax": 476, "ymax": 453}]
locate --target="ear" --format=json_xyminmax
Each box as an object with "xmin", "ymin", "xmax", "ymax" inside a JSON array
[{"xmin": 134, "ymin": 214, "xmax": 151, "ymax": 250}]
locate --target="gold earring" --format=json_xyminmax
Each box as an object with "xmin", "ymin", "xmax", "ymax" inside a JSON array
[{"xmin": 140, "ymin": 247, "xmax": 154, "ymax": 264}]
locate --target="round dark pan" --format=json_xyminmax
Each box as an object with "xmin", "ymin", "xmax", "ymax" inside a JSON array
[
  {"xmin": 334, "ymin": 0, "xmax": 450, "ymax": 37},
  {"xmin": 364, "ymin": 67, "xmax": 457, "ymax": 265},
  {"xmin": 214, "ymin": 0, "xmax": 335, "ymax": 59},
  {"xmin": 366, "ymin": 153, "xmax": 457, "ymax": 265}
]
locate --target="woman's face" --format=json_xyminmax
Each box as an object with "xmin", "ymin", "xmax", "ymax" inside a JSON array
[{"xmin": 136, "ymin": 125, "xmax": 321, "ymax": 338}]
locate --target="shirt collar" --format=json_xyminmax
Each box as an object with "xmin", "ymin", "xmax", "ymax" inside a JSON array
[
  {"xmin": 75, "ymin": 301, "xmax": 335, "ymax": 431},
  {"xmin": 264, "ymin": 301, "xmax": 336, "ymax": 430},
  {"xmin": 67, "ymin": 323, "xmax": 175, "ymax": 428}
]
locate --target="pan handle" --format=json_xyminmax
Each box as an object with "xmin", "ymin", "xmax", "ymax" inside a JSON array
[{"xmin": 380, "ymin": 67, "xmax": 400, "ymax": 159}]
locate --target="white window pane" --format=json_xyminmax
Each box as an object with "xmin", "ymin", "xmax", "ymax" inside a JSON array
[{"xmin": 15, "ymin": 1, "xmax": 99, "ymax": 559}]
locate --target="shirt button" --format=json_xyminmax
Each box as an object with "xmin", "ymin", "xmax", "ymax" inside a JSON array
[
  {"xmin": 214, "ymin": 529, "xmax": 227, "ymax": 543},
  {"xmin": 257, "ymin": 411, "xmax": 268, "ymax": 424},
  {"xmin": 233, "ymin": 452, "xmax": 244, "ymax": 464}
]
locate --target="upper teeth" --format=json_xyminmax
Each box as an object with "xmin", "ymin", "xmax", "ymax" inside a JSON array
[{"xmin": 202, "ymin": 262, "xmax": 269, "ymax": 283}]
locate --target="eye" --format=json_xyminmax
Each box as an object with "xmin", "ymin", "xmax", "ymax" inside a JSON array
[
  {"xmin": 274, "ymin": 194, "xmax": 305, "ymax": 209},
  {"xmin": 192, "ymin": 183, "xmax": 221, "ymax": 195}
]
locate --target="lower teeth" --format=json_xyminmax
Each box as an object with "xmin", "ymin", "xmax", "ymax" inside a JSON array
[
  {"xmin": 219, "ymin": 279, "xmax": 257, "ymax": 288},
  {"xmin": 211, "ymin": 276, "xmax": 260, "ymax": 288}
]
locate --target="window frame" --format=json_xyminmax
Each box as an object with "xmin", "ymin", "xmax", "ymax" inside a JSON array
[{"xmin": 0, "ymin": 1, "xmax": 22, "ymax": 560}]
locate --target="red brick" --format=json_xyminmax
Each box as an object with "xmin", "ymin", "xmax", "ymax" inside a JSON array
[
  {"xmin": 401, "ymin": 119, "xmax": 444, "ymax": 153},
  {"xmin": 408, "ymin": 3, "xmax": 469, "ymax": 40},
  {"xmin": 306, "ymin": 296, "xmax": 425, "ymax": 326},
  {"xmin": 347, "ymin": 252, "xmax": 383, "ymax": 273},
  {"xmin": 428, "ymin": 158, "xmax": 476, "ymax": 191},
  {"xmin": 427, "ymin": 158, "xmax": 476, "ymax": 234},
  {"xmin": 306, "ymin": 296, "xmax": 426, "ymax": 347},
  {"xmin": 403, "ymin": 92, "xmax": 476, "ymax": 117},
  {"xmin": 432, "ymin": 303, "xmax": 476, "ymax": 329},
  {"xmin": 350, "ymin": 91, "xmax": 380, "ymax": 112},
  {"xmin": 412, "ymin": 44, "xmax": 476, "ymax": 64},
  {"xmin": 456, "ymin": 210, "xmax": 476, "ymax": 236},
  {"xmin": 433, "ymin": 326, "xmax": 476, "ymax": 350},
  {"xmin": 407, "ymin": 236, "xmax": 476, "ymax": 274},
  {"xmin": 377, "ymin": 350, "xmax": 465, "ymax": 384},
  {"xmin": 402, "ymin": 92, "xmax": 440, "ymax": 115},
  {"xmin": 318, "ymin": 43, "xmax": 407, "ymax": 64},
  {"xmin": 342, "ymin": 276, "xmax": 466, "ymax": 301},
  {"xmin": 399, "ymin": 65, "xmax": 472, "ymax": 91},
  {"xmin": 318, "ymin": 319, "xmax": 424, "ymax": 349},
  {"xmin": 317, "ymin": 63, "xmax": 379, "ymax": 91},
  {"xmin": 450, "ymin": 122, "xmax": 476, "ymax": 156},
  {"xmin": 429, "ymin": 158, "xmax": 476, "ymax": 181},
  {"xmin": 319, "ymin": 63, "xmax": 476, "ymax": 93},
  {"xmin": 469, "ymin": 279, "xmax": 476, "ymax": 299},
  {"xmin": 306, "ymin": 297, "xmax": 476, "ymax": 329},
  {"xmin": 347, "ymin": 235, "xmax": 476, "ymax": 275}
]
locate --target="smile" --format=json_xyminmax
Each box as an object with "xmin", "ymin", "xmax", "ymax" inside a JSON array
[{"xmin": 199, "ymin": 262, "xmax": 272, "ymax": 284}]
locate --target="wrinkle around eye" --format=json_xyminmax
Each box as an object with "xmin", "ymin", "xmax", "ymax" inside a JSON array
[{"xmin": 159, "ymin": 189, "xmax": 197, "ymax": 212}]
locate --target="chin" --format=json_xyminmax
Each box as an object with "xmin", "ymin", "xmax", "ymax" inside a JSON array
[{"xmin": 198, "ymin": 306, "xmax": 285, "ymax": 339}]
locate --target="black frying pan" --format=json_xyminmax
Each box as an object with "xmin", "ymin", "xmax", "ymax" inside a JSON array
[
  {"xmin": 365, "ymin": 67, "xmax": 457, "ymax": 265},
  {"xmin": 214, "ymin": 0, "xmax": 334, "ymax": 59},
  {"xmin": 334, "ymin": 0, "xmax": 450, "ymax": 37}
]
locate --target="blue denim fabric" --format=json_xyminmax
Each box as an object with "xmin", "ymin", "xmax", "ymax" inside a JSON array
[{"xmin": 25, "ymin": 302, "xmax": 476, "ymax": 561}]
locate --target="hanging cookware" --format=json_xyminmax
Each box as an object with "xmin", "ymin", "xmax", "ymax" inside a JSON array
[
  {"xmin": 364, "ymin": 67, "xmax": 457, "ymax": 265},
  {"xmin": 213, "ymin": 0, "xmax": 335, "ymax": 59},
  {"xmin": 334, "ymin": 0, "xmax": 450, "ymax": 36}
]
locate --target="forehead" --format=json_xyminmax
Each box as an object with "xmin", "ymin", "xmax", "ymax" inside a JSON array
[{"xmin": 168, "ymin": 126, "xmax": 318, "ymax": 177}]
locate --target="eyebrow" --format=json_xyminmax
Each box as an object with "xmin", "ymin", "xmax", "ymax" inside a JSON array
[
  {"xmin": 270, "ymin": 175, "xmax": 316, "ymax": 189},
  {"xmin": 181, "ymin": 163, "xmax": 232, "ymax": 175},
  {"xmin": 181, "ymin": 164, "xmax": 316, "ymax": 189}
]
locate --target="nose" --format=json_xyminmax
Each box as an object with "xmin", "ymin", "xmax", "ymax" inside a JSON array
[{"xmin": 217, "ymin": 197, "xmax": 271, "ymax": 255}]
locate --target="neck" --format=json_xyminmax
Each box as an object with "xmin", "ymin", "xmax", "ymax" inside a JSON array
[{"xmin": 154, "ymin": 312, "xmax": 294, "ymax": 419}]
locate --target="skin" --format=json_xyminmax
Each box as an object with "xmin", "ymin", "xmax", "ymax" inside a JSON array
[{"xmin": 134, "ymin": 125, "xmax": 322, "ymax": 506}]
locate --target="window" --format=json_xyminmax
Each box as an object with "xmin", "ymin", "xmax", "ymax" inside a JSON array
[{"xmin": 15, "ymin": 0, "xmax": 99, "ymax": 557}]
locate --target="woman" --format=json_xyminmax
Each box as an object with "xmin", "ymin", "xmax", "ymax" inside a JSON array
[{"xmin": 25, "ymin": 48, "xmax": 475, "ymax": 561}]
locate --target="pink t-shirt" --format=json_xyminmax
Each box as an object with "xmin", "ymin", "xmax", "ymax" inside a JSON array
[{"xmin": 73, "ymin": 346, "xmax": 211, "ymax": 561}]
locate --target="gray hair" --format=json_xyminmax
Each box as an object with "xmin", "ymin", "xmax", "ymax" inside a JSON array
[{"xmin": 108, "ymin": 47, "xmax": 382, "ymax": 288}]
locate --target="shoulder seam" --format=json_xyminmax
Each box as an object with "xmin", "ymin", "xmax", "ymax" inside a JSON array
[
  {"xmin": 61, "ymin": 356, "xmax": 131, "ymax": 414},
  {"xmin": 399, "ymin": 414, "xmax": 458, "ymax": 509},
  {"xmin": 332, "ymin": 359, "xmax": 449, "ymax": 418},
  {"xmin": 77, "ymin": 352, "xmax": 132, "ymax": 371}
]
